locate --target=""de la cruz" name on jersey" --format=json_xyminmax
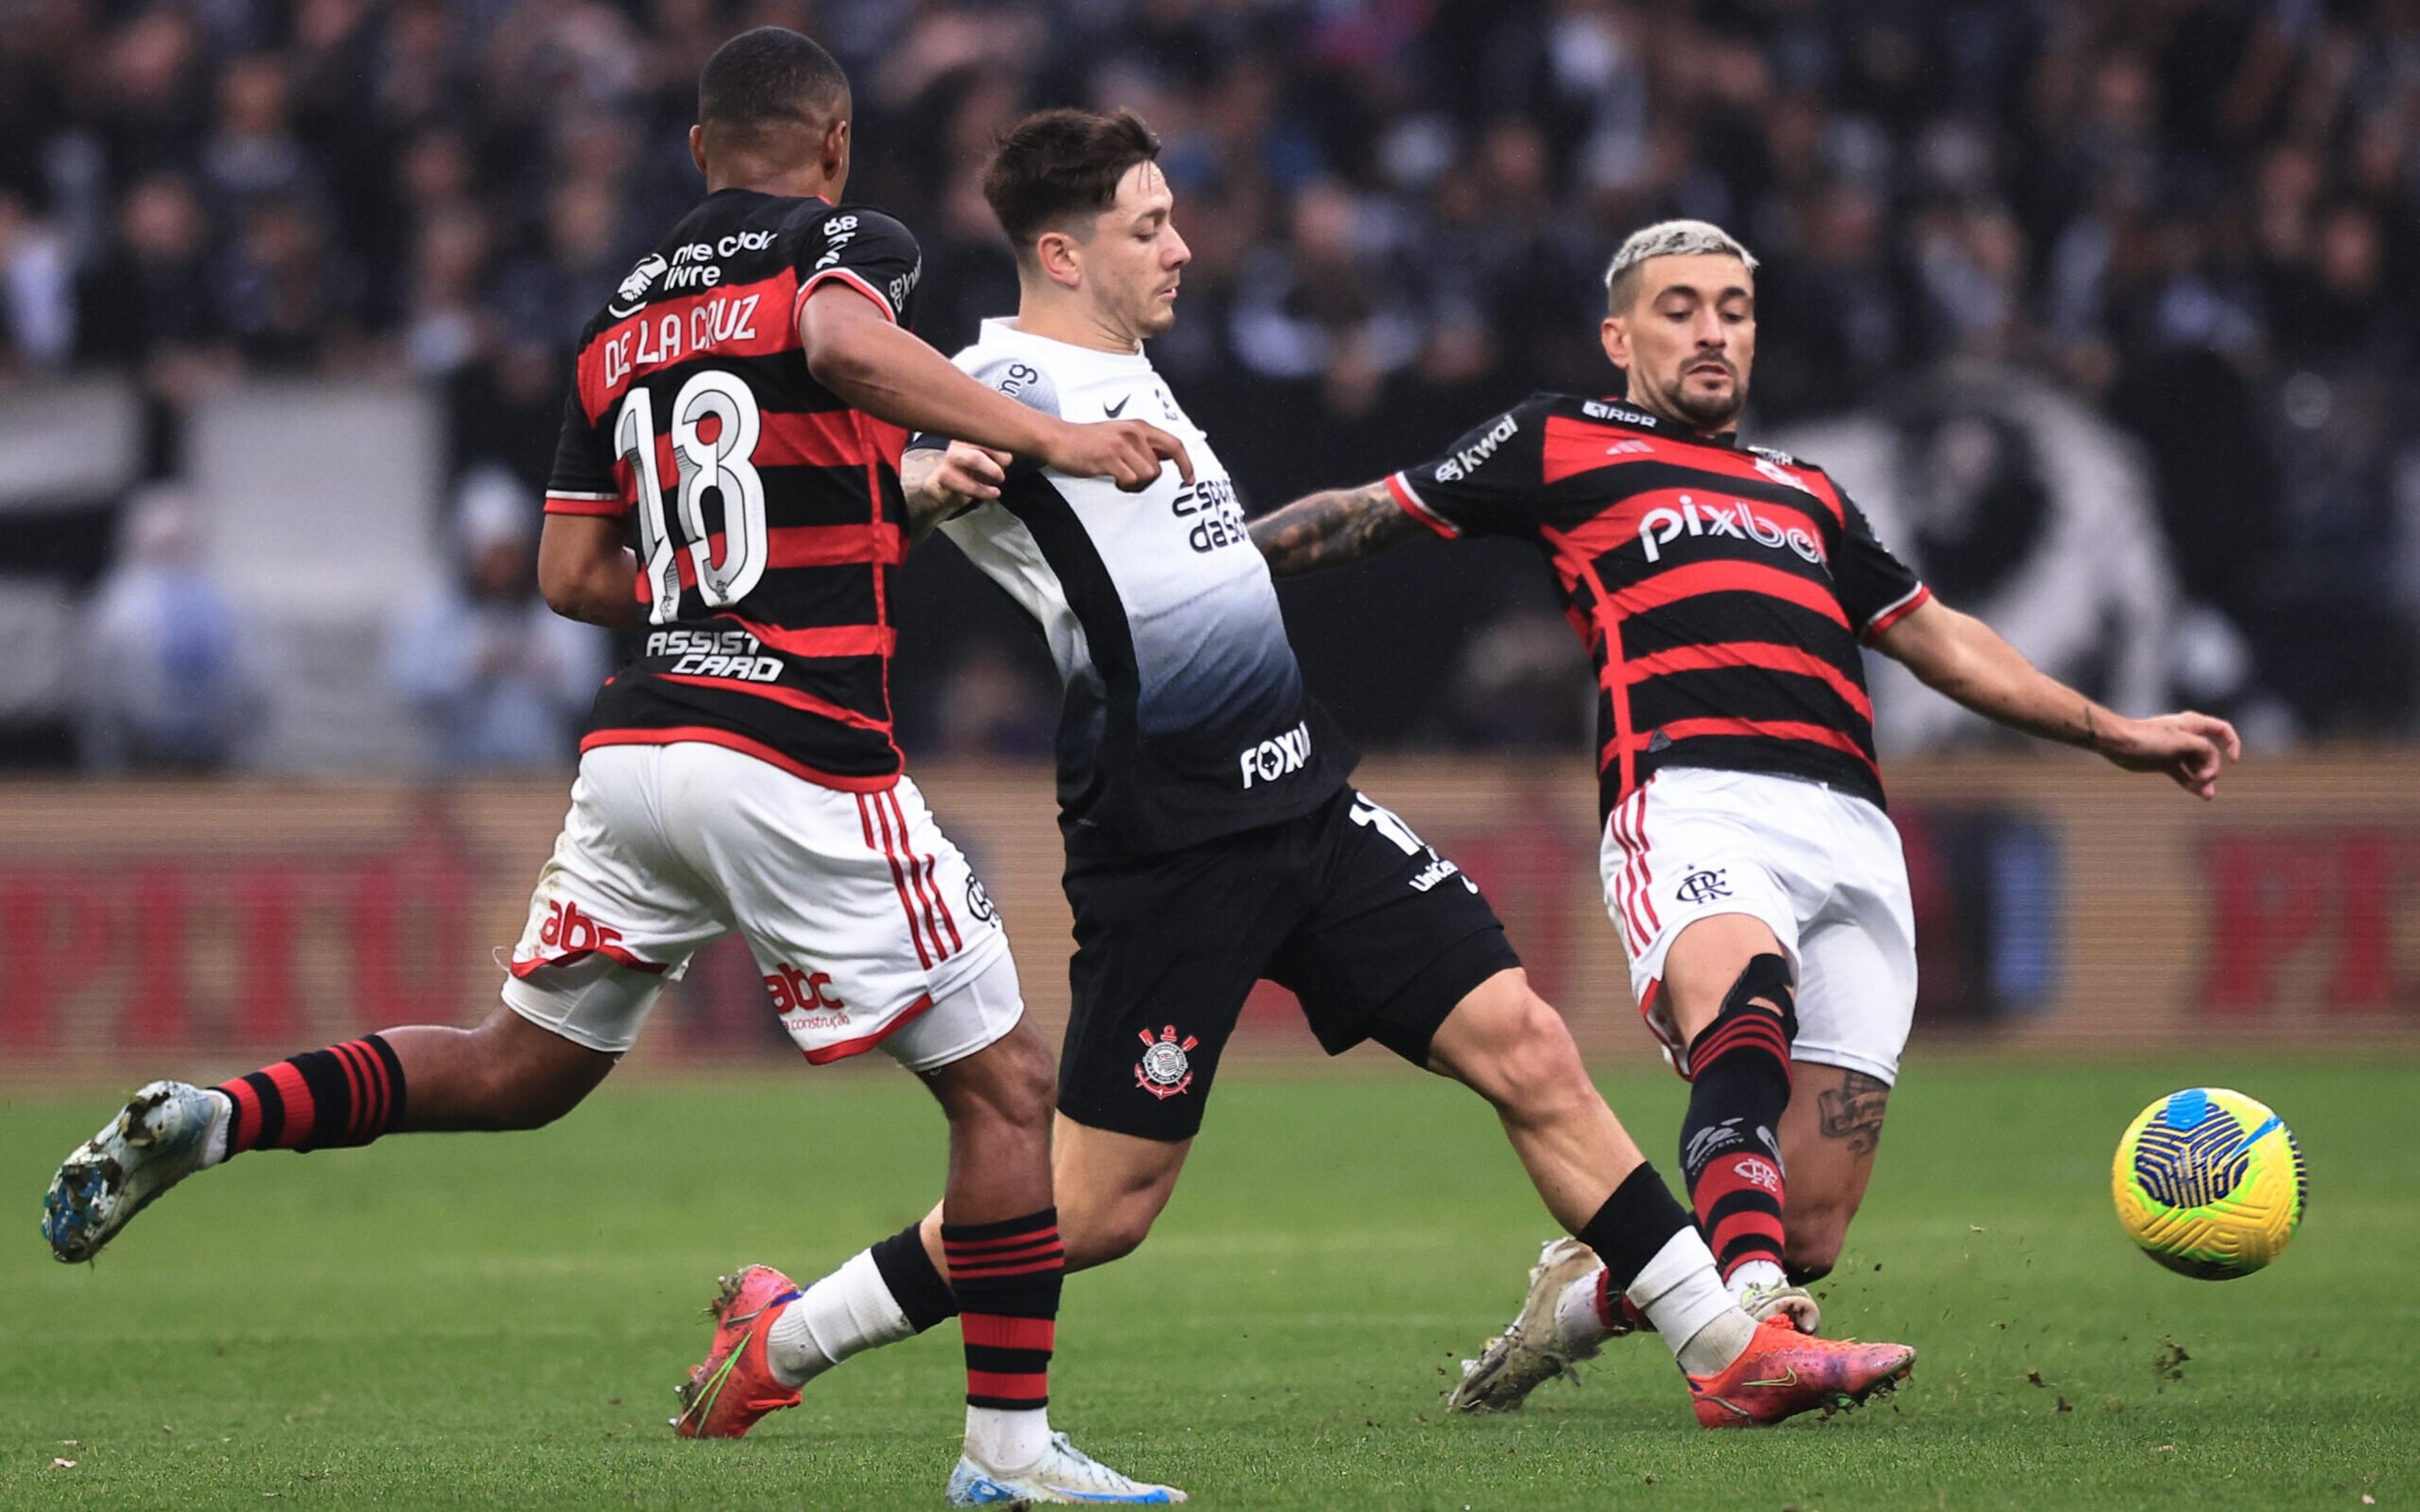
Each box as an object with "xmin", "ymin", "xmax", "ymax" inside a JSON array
[{"xmin": 599, "ymin": 294, "xmax": 765, "ymax": 390}]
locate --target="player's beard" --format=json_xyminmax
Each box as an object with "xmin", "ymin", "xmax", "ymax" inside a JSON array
[{"xmin": 1668, "ymin": 364, "xmax": 1747, "ymax": 430}]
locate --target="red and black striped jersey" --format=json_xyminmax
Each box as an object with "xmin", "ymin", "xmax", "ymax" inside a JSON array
[
  {"xmin": 1388, "ymin": 393, "xmax": 1929, "ymax": 818},
  {"xmin": 544, "ymin": 188, "xmax": 924, "ymax": 789}
]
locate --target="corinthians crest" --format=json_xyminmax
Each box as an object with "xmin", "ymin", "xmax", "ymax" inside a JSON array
[{"xmin": 1134, "ymin": 1026, "xmax": 1199, "ymax": 1099}]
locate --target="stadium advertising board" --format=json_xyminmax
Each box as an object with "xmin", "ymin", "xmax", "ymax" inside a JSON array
[{"xmin": 0, "ymin": 755, "xmax": 2413, "ymax": 1067}]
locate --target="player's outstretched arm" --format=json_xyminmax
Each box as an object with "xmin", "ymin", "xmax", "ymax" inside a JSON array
[
  {"xmin": 1249, "ymin": 479, "xmax": 1428, "ymax": 576},
  {"xmin": 797, "ymin": 285, "xmax": 1190, "ymax": 491},
  {"xmin": 1873, "ymin": 596, "xmax": 2241, "ymax": 799},
  {"xmin": 537, "ymin": 515, "xmax": 640, "ymax": 629}
]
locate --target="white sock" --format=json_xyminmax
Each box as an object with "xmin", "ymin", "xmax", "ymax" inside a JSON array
[
  {"xmin": 1728, "ymin": 1258, "xmax": 1786, "ymax": 1295},
  {"xmin": 764, "ymin": 1249, "xmax": 914, "ymax": 1388},
  {"xmin": 965, "ymin": 1405, "xmax": 1051, "ymax": 1470},
  {"xmin": 1553, "ymin": 1269, "xmax": 1612, "ymax": 1351},
  {"xmin": 1625, "ymin": 1227, "xmax": 1755, "ymax": 1375},
  {"xmin": 198, "ymin": 1090, "xmax": 234, "ymax": 1168}
]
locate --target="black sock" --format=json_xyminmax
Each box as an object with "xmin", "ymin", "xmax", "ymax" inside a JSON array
[
  {"xmin": 1575, "ymin": 1162, "xmax": 1694, "ymax": 1295},
  {"xmin": 1680, "ymin": 953, "xmax": 1795, "ymax": 1281},
  {"xmin": 870, "ymin": 1220, "xmax": 959, "ymax": 1334}
]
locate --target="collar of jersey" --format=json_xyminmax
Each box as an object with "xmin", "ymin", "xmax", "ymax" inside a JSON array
[
  {"xmin": 701, "ymin": 186, "xmax": 831, "ymax": 207},
  {"xmin": 1589, "ymin": 393, "xmax": 1742, "ymax": 449},
  {"xmin": 980, "ymin": 317, "xmax": 1155, "ymax": 374}
]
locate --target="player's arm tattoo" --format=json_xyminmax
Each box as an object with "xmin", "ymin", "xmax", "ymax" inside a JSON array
[
  {"xmin": 1249, "ymin": 480, "xmax": 1426, "ymax": 577},
  {"xmin": 1817, "ymin": 1070, "xmax": 1890, "ymax": 1158}
]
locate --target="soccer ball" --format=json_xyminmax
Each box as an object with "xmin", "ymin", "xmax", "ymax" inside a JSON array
[{"xmin": 2112, "ymin": 1087, "xmax": 2304, "ymax": 1280}]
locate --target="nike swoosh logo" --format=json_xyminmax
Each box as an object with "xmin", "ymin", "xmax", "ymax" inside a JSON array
[
  {"xmin": 2228, "ymin": 1114, "xmax": 2282, "ymax": 1159},
  {"xmin": 1103, "ymin": 395, "xmax": 1130, "ymax": 418},
  {"xmin": 1743, "ymin": 1367, "xmax": 1799, "ymax": 1389}
]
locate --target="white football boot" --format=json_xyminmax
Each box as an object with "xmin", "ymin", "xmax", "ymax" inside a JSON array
[
  {"xmin": 1446, "ymin": 1239, "xmax": 1828, "ymax": 1411},
  {"xmin": 945, "ymin": 1433, "xmax": 1187, "ymax": 1506},
  {"xmin": 1445, "ymin": 1237, "xmax": 1622, "ymax": 1412},
  {"xmin": 42, "ymin": 1081, "xmax": 226, "ymax": 1263}
]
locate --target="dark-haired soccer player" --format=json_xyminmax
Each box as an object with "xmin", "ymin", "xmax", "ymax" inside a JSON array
[
  {"xmin": 40, "ymin": 30, "xmax": 1190, "ymax": 1506},
  {"xmin": 705, "ymin": 110, "xmax": 1917, "ymax": 1436},
  {"xmin": 1247, "ymin": 218, "xmax": 2241, "ymax": 1411}
]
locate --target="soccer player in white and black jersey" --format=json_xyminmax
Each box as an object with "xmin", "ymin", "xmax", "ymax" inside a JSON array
[
  {"xmin": 40, "ymin": 32, "xmax": 1193, "ymax": 1506},
  {"xmin": 744, "ymin": 112, "xmax": 1919, "ymax": 1434},
  {"xmin": 1248, "ymin": 219, "xmax": 2242, "ymax": 1411}
]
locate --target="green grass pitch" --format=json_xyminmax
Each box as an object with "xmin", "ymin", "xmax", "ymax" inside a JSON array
[{"xmin": 4, "ymin": 1056, "xmax": 2412, "ymax": 1509}]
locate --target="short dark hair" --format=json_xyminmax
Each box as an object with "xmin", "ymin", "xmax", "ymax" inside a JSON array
[
  {"xmin": 698, "ymin": 27, "xmax": 850, "ymax": 144},
  {"xmin": 982, "ymin": 109, "xmax": 1163, "ymax": 261}
]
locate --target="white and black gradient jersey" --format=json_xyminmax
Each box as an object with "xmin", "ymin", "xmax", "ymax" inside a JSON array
[{"xmin": 912, "ymin": 318, "xmax": 1352, "ymax": 856}]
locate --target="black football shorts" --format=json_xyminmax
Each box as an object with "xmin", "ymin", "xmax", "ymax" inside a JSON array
[{"xmin": 1055, "ymin": 784, "xmax": 1519, "ymax": 1142}]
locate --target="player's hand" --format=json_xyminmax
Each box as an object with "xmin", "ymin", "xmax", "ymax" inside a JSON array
[
  {"xmin": 1043, "ymin": 418, "xmax": 1194, "ymax": 491},
  {"xmin": 925, "ymin": 442, "xmax": 1011, "ymax": 507},
  {"xmin": 902, "ymin": 442, "xmax": 1012, "ymax": 539},
  {"xmin": 2099, "ymin": 711, "xmax": 2242, "ymax": 799}
]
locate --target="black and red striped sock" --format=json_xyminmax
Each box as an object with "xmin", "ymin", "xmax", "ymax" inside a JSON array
[
  {"xmin": 942, "ymin": 1208, "xmax": 1062, "ymax": 1418},
  {"xmin": 212, "ymin": 1035, "xmax": 407, "ymax": 1157},
  {"xmin": 1679, "ymin": 954, "xmax": 1795, "ymax": 1284}
]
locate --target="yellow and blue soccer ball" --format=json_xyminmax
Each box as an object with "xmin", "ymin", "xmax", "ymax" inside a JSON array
[{"xmin": 2112, "ymin": 1088, "xmax": 2304, "ymax": 1280}]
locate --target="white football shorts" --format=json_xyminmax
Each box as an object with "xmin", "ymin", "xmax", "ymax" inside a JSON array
[
  {"xmin": 502, "ymin": 742, "xmax": 1016, "ymax": 1072},
  {"xmin": 1601, "ymin": 765, "xmax": 1917, "ymax": 1085}
]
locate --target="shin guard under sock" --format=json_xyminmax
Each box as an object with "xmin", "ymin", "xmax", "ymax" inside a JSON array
[
  {"xmin": 943, "ymin": 1209, "xmax": 1062, "ymax": 1413},
  {"xmin": 944, "ymin": 1208, "xmax": 1063, "ymax": 1470},
  {"xmin": 1679, "ymin": 953, "xmax": 1795, "ymax": 1284}
]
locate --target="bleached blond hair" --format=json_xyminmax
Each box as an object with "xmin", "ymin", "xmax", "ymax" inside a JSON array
[{"xmin": 1603, "ymin": 220, "xmax": 1758, "ymax": 312}]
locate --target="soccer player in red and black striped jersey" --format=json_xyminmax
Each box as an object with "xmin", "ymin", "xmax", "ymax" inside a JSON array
[
  {"xmin": 40, "ymin": 30, "xmax": 1189, "ymax": 1505},
  {"xmin": 1250, "ymin": 219, "xmax": 2240, "ymax": 1411}
]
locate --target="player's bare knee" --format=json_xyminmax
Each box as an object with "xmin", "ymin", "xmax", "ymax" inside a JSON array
[
  {"xmin": 1785, "ymin": 1215, "xmax": 1848, "ymax": 1279},
  {"xmin": 1784, "ymin": 1235, "xmax": 1841, "ymax": 1283},
  {"xmin": 933, "ymin": 1023, "xmax": 1054, "ymax": 1135},
  {"xmin": 1453, "ymin": 984, "xmax": 1591, "ymax": 1118},
  {"xmin": 994, "ymin": 1027, "xmax": 1057, "ymax": 1130},
  {"xmin": 459, "ymin": 1011, "xmax": 606, "ymax": 1129},
  {"xmin": 485, "ymin": 1055, "xmax": 598, "ymax": 1130},
  {"xmin": 496, "ymin": 1074, "xmax": 589, "ymax": 1131},
  {"xmin": 1080, "ymin": 1200, "xmax": 1158, "ymax": 1265},
  {"xmin": 1783, "ymin": 1191, "xmax": 1857, "ymax": 1277}
]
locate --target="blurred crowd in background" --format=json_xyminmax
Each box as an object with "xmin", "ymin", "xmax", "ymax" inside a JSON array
[{"xmin": 3, "ymin": 0, "xmax": 2417, "ymax": 773}]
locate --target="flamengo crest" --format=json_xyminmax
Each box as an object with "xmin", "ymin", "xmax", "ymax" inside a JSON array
[{"xmin": 1135, "ymin": 1026, "xmax": 1199, "ymax": 1099}]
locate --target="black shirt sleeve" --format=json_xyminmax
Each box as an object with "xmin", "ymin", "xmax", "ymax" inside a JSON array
[
  {"xmin": 793, "ymin": 206, "xmax": 924, "ymax": 327},
  {"xmin": 1835, "ymin": 492, "xmax": 1930, "ymax": 641},
  {"xmin": 544, "ymin": 383, "xmax": 625, "ymax": 517},
  {"xmin": 1386, "ymin": 397, "xmax": 1552, "ymax": 541}
]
